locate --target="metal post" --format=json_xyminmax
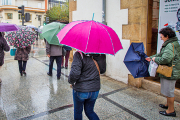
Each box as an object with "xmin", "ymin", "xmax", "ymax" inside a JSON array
[
  {"xmin": 40, "ymin": 16, "xmax": 41, "ymax": 26},
  {"xmin": 22, "ymin": 14, "xmax": 24, "ymax": 26},
  {"xmin": 102, "ymin": 0, "xmax": 107, "ymax": 25}
]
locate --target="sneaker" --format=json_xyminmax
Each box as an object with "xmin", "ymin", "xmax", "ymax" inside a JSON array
[
  {"xmin": 65, "ymin": 67, "xmax": 68, "ymax": 69},
  {"xmin": 61, "ymin": 66, "xmax": 64, "ymax": 69},
  {"xmin": 47, "ymin": 72, "xmax": 52, "ymax": 76},
  {"xmin": 57, "ymin": 77, "xmax": 60, "ymax": 80},
  {"xmin": 22, "ymin": 71, "xmax": 26, "ymax": 76}
]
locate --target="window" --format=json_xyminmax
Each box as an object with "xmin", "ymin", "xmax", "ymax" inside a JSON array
[
  {"xmin": 38, "ymin": 15, "xmax": 41, "ymax": 21},
  {"xmin": 1, "ymin": 0, "xmax": 12, "ymax": 5},
  {"xmin": 18, "ymin": 14, "xmax": 22, "ymax": 20},
  {"xmin": 7, "ymin": 13, "xmax": 13, "ymax": 19},
  {"xmin": 38, "ymin": 3, "xmax": 42, "ymax": 8},
  {"xmin": 23, "ymin": 1, "xmax": 27, "ymax": 7}
]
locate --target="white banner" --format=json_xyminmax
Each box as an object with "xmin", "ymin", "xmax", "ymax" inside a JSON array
[{"xmin": 157, "ymin": 0, "xmax": 180, "ymax": 53}]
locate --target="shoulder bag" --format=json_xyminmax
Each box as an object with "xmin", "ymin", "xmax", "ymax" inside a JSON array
[
  {"xmin": 156, "ymin": 43, "xmax": 174, "ymax": 77},
  {"xmin": 10, "ymin": 46, "xmax": 16, "ymax": 56},
  {"xmin": 92, "ymin": 58, "xmax": 100, "ymax": 76}
]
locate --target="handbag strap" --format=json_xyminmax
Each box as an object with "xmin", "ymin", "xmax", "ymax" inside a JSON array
[
  {"xmin": 172, "ymin": 43, "xmax": 175, "ymax": 67},
  {"xmin": 92, "ymin": 58, "xmax": 100, "ymax": 76}
]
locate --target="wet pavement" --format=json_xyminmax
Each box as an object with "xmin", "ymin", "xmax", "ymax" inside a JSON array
[{"xmin": 0, "ymin": 40, "xmax": 180, "ymax": 120}]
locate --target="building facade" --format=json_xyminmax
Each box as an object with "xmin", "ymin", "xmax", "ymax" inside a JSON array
[
  {"xmin": 48, "ymin": 0, "xmax": 67, "ymax": 9},
  {"xmin": 0, "ymin": 0, "xmax": 47, "ymax": 27}
]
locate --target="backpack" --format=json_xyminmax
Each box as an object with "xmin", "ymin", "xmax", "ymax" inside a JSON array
[
  {"xmin": 90, "ymin": 54, "xmax": 106, "ymax": 74},
  {"xmin": 77, "ymin": 51, "xmax": 106, "ymax": 74}
]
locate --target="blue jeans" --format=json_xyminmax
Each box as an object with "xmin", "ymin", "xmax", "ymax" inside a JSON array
[
  {"xmin": 18, "ymin": 60, "xmax": 27, "ymax": 73},
  {"xmin": 73, "ymin": 90, "xmax": 100, "ymax": 120},
  {"xmin": 49, "ymin": 56, "xmax": 62, "ymax": 77}
]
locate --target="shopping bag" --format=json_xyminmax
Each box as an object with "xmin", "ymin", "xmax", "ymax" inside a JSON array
[
  {"xmin": 10, "ymin": 48, "xmax": 16, "ymax": 56},
  {"xmin": 148, "ymin": 60, "xmax": 158, "ymax": 77}
]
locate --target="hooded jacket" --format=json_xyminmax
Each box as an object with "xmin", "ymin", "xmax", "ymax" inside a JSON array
[
  {"xmin": 14, "ymin": 46, "xmax": 31, "ymax": 61},
  {"xmin": 150, "ymin": 37, "xmax": 180, "ymax": 80}
]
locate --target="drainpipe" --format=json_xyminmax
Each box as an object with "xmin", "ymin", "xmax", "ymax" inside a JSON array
[
  {"xmin": 102, "ymin": 0, "xmax": 107, "ymax": 25},
  {"xmin": 45, "ymin": 0, "xmax": 47, "ymax": 11}
]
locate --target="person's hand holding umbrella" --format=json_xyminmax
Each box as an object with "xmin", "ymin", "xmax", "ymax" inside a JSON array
[
  {"xmin": 145, "ymin": 57, "xmax": 156, "ymax": 62},
  {"xmin": 145, "ymin": 57, "xmax": 151, "ymax": 62}
]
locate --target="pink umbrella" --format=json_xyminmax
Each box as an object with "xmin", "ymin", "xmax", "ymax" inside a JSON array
[{"xmin": 57, "ymin": 20, "xmax": 123, "ymax": 55}]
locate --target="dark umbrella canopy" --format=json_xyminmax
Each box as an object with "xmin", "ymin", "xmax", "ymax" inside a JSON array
[{"xmin": 124, "ymin": 42, "xmax": 149, "ymax": 78}]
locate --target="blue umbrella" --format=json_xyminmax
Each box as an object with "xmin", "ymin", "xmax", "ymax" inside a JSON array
[
  {"xmin": 124, "ymin": 42, "xmax": 150, "ymax": 78},
  {"xmin": 26, "ymin": 25, "xmax": 38, "ymax": 31}
]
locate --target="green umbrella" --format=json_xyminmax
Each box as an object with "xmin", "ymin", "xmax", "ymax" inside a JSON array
[{"xmin": 42, "ymin": 22, "xmax": 66, "ymax": 46}]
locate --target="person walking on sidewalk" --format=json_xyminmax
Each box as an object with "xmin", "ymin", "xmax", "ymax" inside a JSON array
[
  {"xmin": 0, "ymin": 32, "xmax": 10, "ymax": 83},
  {"xmin": 15, "ymin": 46, "xmax": 31, "ymax": 76},
  {"xmin": 46, "ymin": 41, "xmax": 62, "ymax": 80},
  {"xmin": 61, "ymin": 46, "xmax": 72, "ymax": 69},
  {"xmin": 68, "ymin": 51, "xmax": 100, "ymax": 120},
  {"xmin": 146, "ymin": 27, "xmax": 180, "ymax": 117}
]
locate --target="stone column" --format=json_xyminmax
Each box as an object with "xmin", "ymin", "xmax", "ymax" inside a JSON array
[{"xmin": 121, "ymin": 0, "xmax": 150, "ymax": 88}]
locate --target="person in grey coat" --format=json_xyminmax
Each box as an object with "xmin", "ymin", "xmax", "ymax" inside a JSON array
[
  {"xmin": 46, "ymin": 41, "xmax": 62, "ymax": 80},
  {"xmin": 0, "ymin": 32, "xmax": 10, "ymax": 83},
  {"xmin": 15, "ymin": 46, "xmax": 31, "ymax": 76}
]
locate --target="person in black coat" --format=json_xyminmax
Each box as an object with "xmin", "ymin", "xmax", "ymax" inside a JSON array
[
  {"xmin": 68, "ymin": 51, "xmax": 100, "ymax": 120},
  {"xmin": 0, "ymin": 32, "xmax": 10, "ymax": 83}
]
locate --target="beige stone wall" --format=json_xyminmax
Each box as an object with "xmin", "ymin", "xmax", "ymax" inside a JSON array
[
  {"xmin": 121, "ymin": 0, "xmax": 149, "ymax": 49},
  {"xmin": 68, "ymin": 0, "xmax": 77, "ymax": 62},
  {"xmin": 69, "ymin": 0, "xmax": 76, "ymax": 23},
  {"xmin": 121, "ymin": 0, "xmax": 153, "ymax": 87}
]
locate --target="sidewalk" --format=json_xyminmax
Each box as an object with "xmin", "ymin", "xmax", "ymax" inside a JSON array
[{"xmin": 0, "ymin": 40, "xmax": 180, "ymax": 120}]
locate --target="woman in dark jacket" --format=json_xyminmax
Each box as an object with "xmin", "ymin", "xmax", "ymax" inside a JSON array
[
  {"xmin": 0, "ymin": 32, "xmax": 10, "ymax": 83},
  {"xmin": 146, "ymin": 27, "xmax": 180, "ymax": 117},
  {"xmin": 15, "ymin": 46, "xmax": 31, "ymax": 76},
  {"xmin": 68, "ymin": 51, "xmax": 100, "ymax": 120}
]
